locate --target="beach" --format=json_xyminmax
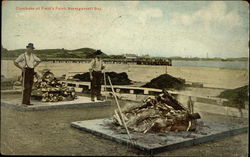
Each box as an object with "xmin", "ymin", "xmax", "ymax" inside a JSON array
[
  {"xmin": 1, "ymin": 60, "xmax": 248, "ymax": 89},
  {"xmin": 1, "ymin": 60, "xmax": 248, "ymax": 156}
]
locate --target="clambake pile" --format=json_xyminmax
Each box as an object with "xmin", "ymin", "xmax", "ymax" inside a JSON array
[
  {"xmin": 112, "ymin": 89, "xmax": 201, "ymax": 133},
  {"xmin": 73, "ymin": 72, "xmax": 132, "ymax": 85},
  {"xmin": 142, "ymin": 74, "xmax": 185, "ymax": 90},
  {"xmin": 33, "ymin": 70, "xmax": 77, "ymax": 102}
]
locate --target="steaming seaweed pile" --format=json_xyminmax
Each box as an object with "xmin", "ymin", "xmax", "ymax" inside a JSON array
[
  {"xmin": 142, "ymin": 74, "xmax": 185, "ymax": 90},
  {"xmin": 112, "ymin": 89, "xmax": 201, "ymax": 133},
  {"xmin": 32, "ymin": 70, "xmax": 77, "ymax": 102},
  {"xmin": 73, "ymin": 72, "xmax": 132, "ymax": 85},
  {"xmin": 219, "ymin": 85, "xmax": 249, "ymax": 108}
]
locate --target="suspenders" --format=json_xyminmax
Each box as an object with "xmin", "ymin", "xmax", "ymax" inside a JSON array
[
  {"xmin": 24, "ymin": 53, "xmax": 28, "ymax": 68},
  {"xmin": 93, "ymin": 58, "xmax": 102, "ymax": 71},
  {"xmin": 24, "ymin": 53, "xmax": 35, "ymax": 68}
]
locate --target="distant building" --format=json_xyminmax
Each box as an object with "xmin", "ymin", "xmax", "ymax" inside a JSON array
[
  {"xmin": 123, "ymin": 54, "xmax": 138, "ymax": 59},
  {"xmin": 110, "ymin": 55, "xmax": 125, "ymax": 59},
  {"xmin": 140, "ymin": 54, "xmax": 150, "ymax": 58}
]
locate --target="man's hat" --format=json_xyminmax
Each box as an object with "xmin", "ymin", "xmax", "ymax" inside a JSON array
[
  {"xmin": 95, "ymin": 50, "xmax": 103, "ymax": 55},
  {"xmin": 26, "ymin": 43, "xmax": 35, "ymax": 49}
]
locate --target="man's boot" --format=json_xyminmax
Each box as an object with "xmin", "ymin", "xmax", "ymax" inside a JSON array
[
  {"xmin": 91, "ymin": 95, "xmax": 95, "ymax": 102},
  {"xmin": 97, "ymin": 95, "xmax": 103, "ymax": 101}
]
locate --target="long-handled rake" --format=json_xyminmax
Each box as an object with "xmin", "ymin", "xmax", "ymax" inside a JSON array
[{"xmin": 107, "ymin": 76, "xmax": 137, "ymax": 147}]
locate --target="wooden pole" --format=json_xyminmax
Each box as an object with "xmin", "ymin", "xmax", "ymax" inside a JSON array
[
  {"xmin": 107, "ymin": 76, "xmax": 133, "ymax": 142},
  {"xmin": 103, "ymin": 71, "xmax": 107, "ymax": 101}
]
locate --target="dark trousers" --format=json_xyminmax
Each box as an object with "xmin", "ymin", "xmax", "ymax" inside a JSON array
[
  {"xmin": 22, "ymin": 68, "xmax": 34, "ymax": 105},
  {"xmin": 91, "ymin": 71, "xmax": 102, "ymax": 99}
]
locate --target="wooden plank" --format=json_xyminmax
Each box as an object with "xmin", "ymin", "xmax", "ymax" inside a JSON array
[{"xmin": 58, "ymin": 80, "xmax": 228, "ymax": 105}]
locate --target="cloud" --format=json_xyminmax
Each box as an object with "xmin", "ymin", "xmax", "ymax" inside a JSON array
[
  {"xmin": 123, "ymin": 1, "xmax": 139, "ymax": 9},
  {"xmin": 122, "ymin": 1, "xmax": 163, "ymax": 26},
  {"xmin": 170, "ymin": 13, "xmax": 195, "ymax": 25},
  {"xmin": 136, "ymin": 8, "xmax": 163, "ymax": 25},
  {"xmin": 2, "ymin": 1, "xmax": 248, "ymax": 58},
  {"xmin": 221, "ymin": 11, "xmax": 242, "ymax": 27},
  {"xmin": 169, "ymin": 1, "xmax": 243, "ymax": 28}
]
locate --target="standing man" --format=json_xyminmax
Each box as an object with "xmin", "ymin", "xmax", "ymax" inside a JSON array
[
  {"xmin": 14, "ymin": 43, "xmax": 41, "ymax": 106},
  {"xmin": 89, "ymin": 50, "xmax": 105, "ymax": 101}
]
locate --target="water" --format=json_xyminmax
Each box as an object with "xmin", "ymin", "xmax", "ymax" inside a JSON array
[{"xmin": 172, "ymin": 60, "xmax": 248, "ymax": 69}]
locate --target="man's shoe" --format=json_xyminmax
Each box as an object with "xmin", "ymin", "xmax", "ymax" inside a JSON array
[
  {"xmin": 97, "ymin": 97, "xmax": 103, "ymax": 101},
  {"xmin": 91, "ymin": 98, "xmax": 95, "ymax": 102}
]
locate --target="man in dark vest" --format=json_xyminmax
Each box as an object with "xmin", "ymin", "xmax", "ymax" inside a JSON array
[
  {"xmin": 14, "ymin": 43, "xmax": 41, "ymax": 106},
  {"xmin": 89, "ymin": 50, "xmax": 105, "ymax": 101}
]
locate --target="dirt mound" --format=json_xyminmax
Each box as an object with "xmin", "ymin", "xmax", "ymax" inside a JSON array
[
  {"xmin": 142, "ymin": 74, "xmax": 185, "ymax": 90},
  {"xmin": 73, "ymin": 72, "xmax": 132, "ymax": 85},
  {"xmin": 112, "ymin": 89, "xmax": 201, "ymax": 133}
]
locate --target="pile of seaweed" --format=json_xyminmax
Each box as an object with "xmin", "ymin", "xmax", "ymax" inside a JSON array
[
  {"xmin": 218, "ymin": 85, "xmax": 249, "ymax": 109},
  {"xmin": 73, "ymin": 72, "xmax": 132, "ymax": 85},
  {"xmin": 142, "ymin": 74, "xmax": 185, "ymax": 90},
  {"xmin": 33, "ymin": 70, "xmax": 77, "ymax": 102},
  {"xmin": 112, "ymin": 89, "xmax": 201, "ymax": 133}
]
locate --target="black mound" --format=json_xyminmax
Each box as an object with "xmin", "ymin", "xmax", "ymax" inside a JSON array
[
  {"xmin": 142, "ymin": 74, "xmax": 185, "ymax": 90},
  {"xmin": 73, "ymin": 72, "xmax": 132, "ymax": 85},
  {"xmin": 218, "ymin": 85, "xmax": 248, "ymax": 109}
]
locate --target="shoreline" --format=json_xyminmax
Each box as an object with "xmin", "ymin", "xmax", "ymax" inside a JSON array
[
  {"xmin": 1, "ymin": 60, "xmax": 248, "ymax": 89},
  {"xmin": 1, "ymin": 58, "xmax": 248, "ymax": 69}
]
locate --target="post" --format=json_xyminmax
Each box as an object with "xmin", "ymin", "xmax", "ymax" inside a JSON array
[
  {"xmin": 103, "ymin": 71, "xmax": 107, "ymax": 101},
  {"xmin": 187, "ymin": 96, "xmax": 194, "ymax": 113},
  {"xmin": 65, "ymin": 72, "xmax": 69, "ymax": 80}
]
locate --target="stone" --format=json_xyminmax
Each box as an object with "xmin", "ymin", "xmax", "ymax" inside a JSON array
[
  {"xmin": 71, "ymin": 118, "xmax": 248, "ymax": 154},
  {"xmin": 1, "ymin": 96, "xmax": 111, "ymax": 111}
]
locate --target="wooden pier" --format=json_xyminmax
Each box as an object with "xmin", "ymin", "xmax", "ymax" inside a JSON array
[{"xmin": 42, "ymin": 58, "xmax": 172, "ymax": 66}]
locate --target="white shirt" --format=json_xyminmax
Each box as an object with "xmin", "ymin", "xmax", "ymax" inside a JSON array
[
  {"xmin": 89, "ymin": 58, "xmax": 105, "ymax": 71},
  {"xmin": 15, "ymin": 52, "xmax": 41, "ymax": 68}
]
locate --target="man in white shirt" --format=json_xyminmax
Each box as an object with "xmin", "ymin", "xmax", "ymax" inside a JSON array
[
  {"xmin": 89, "ymin": 50, "xmax": 105, "ymax": 101},
  {"xmin": 14, "ymin": 43, "xmax": 41, "ymax": 106}
]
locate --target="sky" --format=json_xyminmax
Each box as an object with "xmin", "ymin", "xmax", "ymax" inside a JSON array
[{"xmin": 2, "ymin": 1, "xmax": 249, "ymax": 58}]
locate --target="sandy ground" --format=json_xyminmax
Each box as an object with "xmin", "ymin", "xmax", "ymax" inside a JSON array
[
  {"xmin": 1, "ymin": 61, "xmax": 249, "ymax": 156},
  {"xmin": 1, "ymin": 93, "xmax": 248, "ymax": 156}
]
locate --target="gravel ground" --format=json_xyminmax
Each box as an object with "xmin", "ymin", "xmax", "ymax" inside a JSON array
[{"xmin": 0, "ymin": 93, "xmax": 248, "ymax": 156}]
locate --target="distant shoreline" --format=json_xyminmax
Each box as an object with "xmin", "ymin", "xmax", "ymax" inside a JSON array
[
  {"xmin": 1, "ymin": 47, "xmax": 248, "ymax": 61},
  {"xmin": 1, "ymin": 57, "xmax": 248, "ymax": 62},
  {"xmin": 171, "ymin": 58, "xmax": 248, "ymax": 62},
  {"xmin": 1, "ymin": 59, "xmax": 248, "ymax": 70}
]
